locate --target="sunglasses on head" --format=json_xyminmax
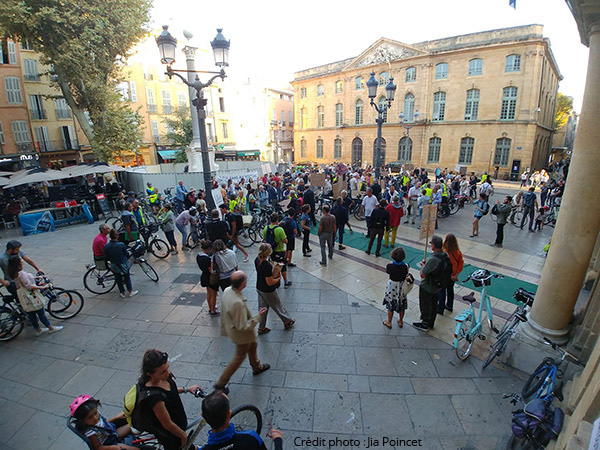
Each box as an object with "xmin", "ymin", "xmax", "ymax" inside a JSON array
[{"xmin": 149, "ymin": 351, "xmax": 168, "ymax": 369}]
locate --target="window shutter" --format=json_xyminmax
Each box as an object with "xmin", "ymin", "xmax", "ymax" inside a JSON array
[
  {"xmin": 129, "ymin": 82, "xmax": 137, "ymax": 102},
  {"xmin": 7, "ymin": 41, "xmax": 17, "ymax": 64}
]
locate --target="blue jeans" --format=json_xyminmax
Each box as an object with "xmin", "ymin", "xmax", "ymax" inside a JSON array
[
  {"xmin": 27, "ymin": 308, "xmax": 51, "ymax": 330},
  {"xmin": 176, "ymin": 222, "xmax": 188, "ymax": 246},
  {"xmin": 438, "ymin": 281, "xmax": 455, "ymax": 313}
]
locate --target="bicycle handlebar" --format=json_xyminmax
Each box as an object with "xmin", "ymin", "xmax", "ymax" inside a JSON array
[
  {"xmin": 543, "ymin": 337, "xmax": 585, "ymax": 367},
  {"xmin": 462, "ymin": 273, "xmax": 503, "ymax": 283}
]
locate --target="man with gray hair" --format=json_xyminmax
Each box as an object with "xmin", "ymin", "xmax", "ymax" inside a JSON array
[
  {"xmin": 215, "ymin": 271, "xmax": 270, "ymax": 391},
  {"xmin": 413, "ymin": 235, "xmax": 446, "ymax": 332}
]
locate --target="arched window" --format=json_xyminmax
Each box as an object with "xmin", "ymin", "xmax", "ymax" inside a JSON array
[
  {"xmin": 468, "ymin": 59, "xmax": 483, "ymax": 76},
  {"xmin": 317, "ymin": 106, "xmax": 324, "ymax": 128},
  {"xmin": 432, "ymin": 91, "xmax": 446, "ymax": 122},
  {"xmin": 379, "ymin": 72, "xmax": 389, "ymax": 86},
  {"xmin": 355, "ymin": 100, "xmax": 363, "ymax": 125},
  {"xmin": 398, "ymin": 137, "xmax": 412, "ymax": 162},
  {"xmin": 316, "ymin": 139, "xmax": 323, "ymax": 158},
  {"xmin": 494, "ymin": 138, "xmax": 511, "ymax": 167},
  {"xmin": 334, "ymin": 138, "xmax": 342, "ymax": 160},
  {"xmin": 335, "ymin": 103, "xmax": 343, "ymax": 127},
  {"xmin": 300, "ymin": 139, "xmax": 307, "ymax": 158},
  {"xmin": 403, "ymin": 93, "xmax": 415, "ymax": 122},
  {"xmin": 405, "ymin": 67, "xmax": 416, "ymax": 82},
  {"xmin": 373, "ymin": 137, "xmax": 387, "ymax": 164},
  {"xmin": 378, "ymin": 97, "xmax": 387, "ymax": 123},
  {"xmin": 505, "ymin": 54, "xmax": 521, "ymax": 72},
  {"xmin": 335, "ymin": 80, "xmax": 343, "ymax": 94},
  {"xmin": 428, "ymin": 137, "xmax": 441, "ymax": 163},
  {"xmin": 352, "ymin": 138, "xmax": 363, "ymax": 165},
  {"xmin": 459, "ymin": 137, "xmax": 475, "ymax": 164},
  {"xmin": 500, "ymin": 87, "xmax": 518, "ymax": 120},
  {"xmin": 465, "ymin": 89, "xmax": 480, "ymax": 121},
  {"xmin": 435, "ymin": 63, "xmax": 448, "ymax": 79}
]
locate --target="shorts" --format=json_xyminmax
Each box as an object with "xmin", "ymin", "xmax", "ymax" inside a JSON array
[
  {"xmin": 286, "ymin": 235, "xmax": 295, "ymax": 251},
  {"xmin": 271, "ymin": 251, "xmax": 287, "ymax": 273}
]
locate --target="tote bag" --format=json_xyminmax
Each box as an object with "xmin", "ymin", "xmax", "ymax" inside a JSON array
[{"xmin": 17, "ymin": 287, "xmax": 47, "ymax": 312}]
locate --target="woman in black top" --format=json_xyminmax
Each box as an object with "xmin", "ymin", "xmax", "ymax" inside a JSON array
[
  {"xmin": 196, "ymin": 240, "xmax": 219, "ymax": 316},
  {"xmin": 137, "ymin": 349, "xmax": 202, "ymax": 450},
  {"xmin": 254, "ymin": 243, "xmax": 294, "ymax": 335},
  {"xmin": 382, "ymin": 246, "xmax": 413, "ymax": 328}
]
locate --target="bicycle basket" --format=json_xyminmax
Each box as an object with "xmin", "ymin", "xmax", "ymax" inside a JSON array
[
  {"xmin": 470, "ymin": 269, "xmax": 492, "ymax": 287},
  {"xmin": 148, "ymin": 223, "xmax": 159, "ymax": 234},
  {"xmin": 131, "ymin": 241, "xmax": 146, "ymax": 258}
]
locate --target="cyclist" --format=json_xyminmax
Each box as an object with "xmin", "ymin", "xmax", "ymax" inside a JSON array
[
  {"xmin": 0, "ymin": 240, "xmax": 43, "ymax": 300},
  {"xmin": 200, "ymin": 390, "xmax": 283, "ymax": 450},
  {"xmin": 146, "ymin": 182, "xmax": 160, "ymax": 213}
]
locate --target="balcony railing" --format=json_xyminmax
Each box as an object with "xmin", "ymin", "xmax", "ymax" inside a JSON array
[
  {"xmin": 35, "ymin": 139, "xmax": 79, "ymax": 153},
  {"xmin": 16, "ymin": 142, "xmax": 34, "ymax": 153},
  {"xmin": 55, "ymin": 108, "xmax": 72, "ymax": 119},
  {"xmin": 148, "ymin": 104, "xmax": 157, "ymax": 113},
  {"xmin": 30, "ymin": 109, "xmax": 47, "ymax": 120},
  {"xmin": 24, "ymin": 74, "xmax": 40, "ymax": 82},
  {"xmin": 163, "ymin": 105, "xmax": 173, "ymax": 114}
]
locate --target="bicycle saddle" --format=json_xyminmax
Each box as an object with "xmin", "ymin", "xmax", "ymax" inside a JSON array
[
  {"xmin": 514, "ymin": 288, "xmax": 535, "ymax": 306},
  {"xmin": 462, "ymin": 292, "xmax": 477, "ymax": 303}
]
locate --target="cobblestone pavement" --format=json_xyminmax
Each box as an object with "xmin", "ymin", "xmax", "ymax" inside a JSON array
[{"xmin": 0, "ymin": 196, "xmax": 546, "ymax": 449}]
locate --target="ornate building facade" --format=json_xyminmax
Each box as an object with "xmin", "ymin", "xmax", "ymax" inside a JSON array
[{"xmin": 292, "ymin": 25, "xmax": 561, "ymax": 177}]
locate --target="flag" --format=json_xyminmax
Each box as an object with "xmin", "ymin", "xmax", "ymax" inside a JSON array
[{"xmin": 509, "ymin": 0, "xmax": 516, "ymax": 8}]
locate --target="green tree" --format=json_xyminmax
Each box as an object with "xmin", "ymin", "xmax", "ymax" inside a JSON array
[
  {"xmin": 0, "ymin": 0, "xmax": 151, "ymax": 162},
  {"xmin": 554, "ymin": 93, "xmax": 574, "ymax": 130},
  {"xmin": 162, "ymin": 106, "xmax": 193, "ymax": 163}
]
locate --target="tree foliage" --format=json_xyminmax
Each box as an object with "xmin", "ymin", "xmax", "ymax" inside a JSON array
[
  {"xmin": 162, "ymin": 106, "xmax": 193, "ymax": 163},
  {"xmin": 0, "ymin": 0, "xmax": 152, "ymax": 162},
  {"xmin": 554, "ymin": 93, "xmax": 573, "ymax": 130}
]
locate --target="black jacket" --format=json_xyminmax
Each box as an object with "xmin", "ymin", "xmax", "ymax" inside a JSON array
[
  {"xmin": 303, "ymin": 189, "xmax": 315, "ymax": 207},
  {"xmin": 369, "ymin": 207, "xmax": 390, "ymax": 229}
]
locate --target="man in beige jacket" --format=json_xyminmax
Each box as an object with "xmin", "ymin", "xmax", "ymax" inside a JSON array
[{"xmin": 215, "ymin": 271, "xmax": 270, "ymax": 390}]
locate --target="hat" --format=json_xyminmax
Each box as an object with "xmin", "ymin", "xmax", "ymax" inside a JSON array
[
  {"xmin": 430, "ymin": 235, "xmax": 443, "ymax": 249},
  {"xmin": 70, "ymin": 395, "xmax": 93, "ymax": 417}
]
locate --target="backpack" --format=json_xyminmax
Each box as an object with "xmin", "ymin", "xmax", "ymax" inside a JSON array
[
  {"xmin": 511, "ymin": 398, "xmax": 563, "ymax": 445},
  {"xmin": 430, "ymin": 252, "xmax": 453, "ymax": 289},
  {"xmin": 123, "ymin": 383, "xmax": 163, "ymax": 430},
  {"xmin": 491, "ymin": 204, "xmax": 499, "ymax": 215},
  {"xmin": 264, "ymin": 225, "xmax": 281, "ymax": 247},
  {"xmin": 481, "ymin": 201, "xmax": 489, "ymax": 215},
  {"xmin": 281, "ymin": 217, "xmax": 294, "ymax": 239}
]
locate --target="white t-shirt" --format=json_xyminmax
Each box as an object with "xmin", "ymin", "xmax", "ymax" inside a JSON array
[
  {"xmin": 408, "ymin": 186, "xmax": 420, "ymax": 201},
  {"xmin": 361, "ymin": 195, "xmax": 379, "ymax": 217},
  {"xmin": 350, "ymin": 178, "xmax": 358, "ymax": 192}
]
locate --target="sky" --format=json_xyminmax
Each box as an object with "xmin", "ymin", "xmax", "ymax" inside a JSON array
[{"xmin": 149, "ymin": 0, "xmax": 589, "ymax": 111}]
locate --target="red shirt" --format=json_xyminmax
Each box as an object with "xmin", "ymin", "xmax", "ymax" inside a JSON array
[
  {"xmin": 92, "ymin": 233, "xmax": 108, "ymax": 257},
  {"xmin": 385, "ymin": 203, "xmax": 404, "ymax": 227}
]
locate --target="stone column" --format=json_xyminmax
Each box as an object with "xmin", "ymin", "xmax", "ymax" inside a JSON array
[{"xmin": 523, "ymin": 25, "xmax": 600, "ymax": 343}]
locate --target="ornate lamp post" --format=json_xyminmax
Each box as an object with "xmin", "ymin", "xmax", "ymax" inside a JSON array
[
  {"xmin": 398, "ymin": 110, "xmax": 419, "ymax": 165},
  {"xmin": 366, "ymin": 71, "xmax": 396, "ymax": 179},
  {"xmin": 156, "ymin": 26, "xmax": 230, "ymax": 210}
]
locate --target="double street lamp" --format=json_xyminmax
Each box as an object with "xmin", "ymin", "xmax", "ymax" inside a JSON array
[
  {"xmin": 366, "ymin": 71, "xmax": 396, "ymax": 179},
  {"xmin": 156, "ymin": 26, "xmax": 230, "ymax": 210}
]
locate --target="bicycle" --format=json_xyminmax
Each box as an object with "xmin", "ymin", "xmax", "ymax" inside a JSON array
[
  {"xmin": 187, "ymin": 217, "xmax": 207, "ymax": 250},
  {"xmin": 139, "ymin": 223, "xmax": 170, "ymax": 258},
  {"xmin": 482, "ymin": 287, "xmax": 535, "ymax": 369},
  {"xmin": 83, "ymin": 241, "xmax": 159, "ymax": 295},
  {"xmin": 454, "ymin": 269, "xmax": 503, "ymax": 360}
]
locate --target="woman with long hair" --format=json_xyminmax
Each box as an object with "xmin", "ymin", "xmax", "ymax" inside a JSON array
[
  {"xmin": 196, "ymin": 240, "xmax": 219, "ymax": 315},
  {"xmin": 212, "ymin": 239, "xmax": 238, "ymax": 291},
  {"xmin": 437, "ymin": 233, "xmax": 464, "ymax": 314}
]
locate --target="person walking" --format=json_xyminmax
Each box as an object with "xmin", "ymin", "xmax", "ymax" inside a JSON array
[
  {"xmin": 365, "ymin": 200, "xmax": 389, "ymax": 257},
  {"xmin": 104, "ymin": 229, "xmax": 138, "ymax": 298},
  {"xmin": 212, "ymin": 239, "xmax": 238, "ymax": 291},
  {"xmin": 300, "ymin": 204, "xmax": 313, "ymax": 257},
  {"xmin": 382, "ymin": 247, "xmax": 413, "ymax": 329},
  {"xmin": 331, "ymin": 197, "xmax": 348, "ymax": 250},
  {"xmin": 196, "ymin": 240, "xmax": 219, "ymax": 316},
  {"xmin": 263, "ymin": 213, "xmax": 292, "ymax": 288},
  {"xmin": 384, "ymin": 195, "xmax": 403, "ymax": 248},
  {"xmin": 493, "ymin": 196, "xmax": 512, "ymax": 247},
  {"xmin": 317, "ymin": 205, "xmax": 336, "ymax": 266},
  {"xmin": 158, "ymin": 203, "xmax": 178, "ymax": 254},
  {"xmin": 520, "ymin": 187, "xmax": 538, "ymax": 232},
  {"xmin": 359, "ymin": 188, "xmax": 379, "ymax": 237},
  {"xmin": 215, "ymin": 271, "xmax": 270, "ymax": 391},
  {"xmin": 175, "ymin": 180, "xmax": 188, "ymax": 212},
  {"xmin": 412, "ymin": 235, "xmax": 445, "ymax": 331},
  {"xmin": 255, "ymin": 243, "xmax": 295, "ymax": 335},
  {"xmin": 470, "ymin": 193, "xmax": 489, "ymax": 238},
  {"xmin": 437, "ymin": 234, "xmax": 463, "ymax": 314},
  {"xmin": 405, "ymin": 181, "xmax": 421, "ymax": 224},
  {"xmin": 175, "ymin": 207, "xmax": 198, "ymax": 250}
]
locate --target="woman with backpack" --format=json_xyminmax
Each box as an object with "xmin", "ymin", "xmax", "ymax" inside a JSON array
[
  {"xmin": 212, "ymin": 239, "xmax": 238, "ymax": 291},
  {"xmin": 470, "ymin": 193, "xmax": 489, "ymax": 237},
  {"xmin": 437, "ymin": 234, "xmax": 464, "ymax": 314}
]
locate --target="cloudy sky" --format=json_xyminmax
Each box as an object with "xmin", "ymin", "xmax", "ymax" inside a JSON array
[{"xmin": 150, "ymin": 0, "xmax": 588, "ymax": 111}]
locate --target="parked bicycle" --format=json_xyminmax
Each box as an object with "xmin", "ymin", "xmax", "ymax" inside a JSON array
[
  {"xmin": 482, "ymin": 287, "xmax": 535, "ymax": 369},
  {"xmin": 0, "ymin": 275, "xmax": 84, "ymax": 341},
  {"xmin": 454, "ymin": 269, "xmax": 503, "ymax": 360},
  {"xmin": 83, "ymin": 241, "xmax": 159, "ymax": 295}
]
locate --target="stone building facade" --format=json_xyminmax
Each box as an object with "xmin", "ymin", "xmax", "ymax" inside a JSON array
[{"xmin": 292, "ymin": 25, "xmax": 561, "ymax": 177}]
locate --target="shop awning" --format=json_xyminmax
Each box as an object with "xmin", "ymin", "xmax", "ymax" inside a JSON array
[
  {"xmin": 237, "ymin": 150, "xmax": 260, "ymax": 157},
  {"xmin": 157, "ymin": 150, "xmax": 179, "ymax": 160}
]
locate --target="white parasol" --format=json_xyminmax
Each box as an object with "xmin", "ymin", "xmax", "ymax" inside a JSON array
[
  {"xmin": 4, "ymin": 167, "xmax": 67, "ymax": 188},
  {"xmin": 0, "ymin": 177, "xmax": 10, "ymax": 186}
]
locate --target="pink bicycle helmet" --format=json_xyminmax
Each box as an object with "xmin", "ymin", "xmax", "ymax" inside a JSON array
[{"xmin": 70, "ymin": 395, "xmax": 93, "ymax": 417}]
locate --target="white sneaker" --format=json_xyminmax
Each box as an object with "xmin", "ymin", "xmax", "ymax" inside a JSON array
[
  {"xmin": 120, "ymin": 292, "xmax": 127, "ymax": 298},
  {"xmin": 48, "ymin": 326, "xmax": 63, "ymax": 334},
  {"xmin": 128, "ymin": 290, "xmax": 139, "ymax": 297},
  {"xmin": 35, "ymin": 327, "xmax": 49, "ymax": 337},
  {"xmin": 243, "ymin": 256, "xmax": 249, "ymax": 263}
]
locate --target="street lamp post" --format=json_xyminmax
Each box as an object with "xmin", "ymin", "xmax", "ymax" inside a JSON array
[
  {"xmin": 366, "ymin": 71, "xmax": 396, "ymax": 179},
  {"xmin": 398, "ymin": 110, "xmax": 420, "ymax": 165},
  {"xmin": 156, "ymin": 26, "xmax": 230, "ymax": 210}
]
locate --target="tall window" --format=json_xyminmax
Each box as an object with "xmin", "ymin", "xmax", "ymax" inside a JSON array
[
  {"xmin": 494, "ymin": 138, "xmax": 511, "ymax": 166},
  {"xmin": 403, "ymin": 93, "xmax": 415, "ymax": 122},
  {"xmin": 459, "ymin": 137, "xmax": 475, "ymax": 164},
  {"xmin": 12, "ymin": 121, "xmax": 30, "ymax": 149},
  {"xmin": 335, "ymin": 80, "xmax": 343, "ymax": 94},
  {"xmin": 178, "ymin": 92, "xmax": 187, "ymax": 107},
  {"xmin": 500, "ymin": 86, "xmax": 518, "ymax": 120},
  {"xmin": 300, "ymin": 87, "xmax": 307, "ymax": 98},
  {"xmin": 222, "ymin": 122, "xmax": 228, "ymax": 139},
  {"xmin": 335, "ymin": 103, "xmax": 343, "ymax": 127},
  {"xmin": 464, "ymin": 89, "xmax": 480, "ymax": 121},
  {"xmin": 432, "ymin": 91, "xmax": 446, "ymax": 122},
  {"xmin": 428, "ymin": 137, "xmax": 441, "ymax": 163},
  {"xmin": 317, "ymin": 84, "xmax": 324, "ymax": 96},
  {"xmin": 23, "ymin": 59, "xmax": 39, "ymax": 81},
  {"xmin": 0, "ymin": 122, "xmax": 4, "ymax": 145},
  {"xmin": 317, "ymin": 106, "xmax": 324, "ymax": 128},
  {"xmin": 398, "ymin": 137, "xmax": 412, "ymax": 162},
  {"xmin": 379, "ymin": 72, "xmax": 389, "ymax": 86},
  {"xmin": 219, "ymin": 97, "xmax": 225, "ymax": 112},
  {"xmin": 373, "ymin": 138, "xmax": 386, "ymax": 163},
  {"xmin": 355, "ymin": 100, "xmax": 363, "ymax": 125},
  {"xmin": 468, "ymin": 58, "xmax": 483, "ymax": 76},
  {"xmin": 147, "ymin": 89, "xmax": 156, "ymax": 113},
  {"xmin": 129, "ymin": 82, "xmax": 137, "ymax": 102},
  {"xmin": 355, "ymin": 76, "xmax": 363, "ymax": 90},
  {"xmin": 378, "ymin": 97, "xmax": 387, "ymax": 123},
  {"xmin": 352, "ymin": 137, "xmax": 363, "ymax": 164},
  {"xmin": 162, "ymin": 90, "xmax": 172, "ymax": 114},
  {"xmin": 334, "ymin": 138, "xmax": 342, "ymax": 159},
  {"xmin": 505, "ymin": 54, "xmax": 521, "ymax": 72},
  {"xmin": 300, "ymin": 139, "xmax": 307, "ymax": 158},
  {"xmin": 316, "ymin": 139, "xmax": 323, "ymax": 158},
  {"xmin": 435, "ymin": 63, "xmax": 448, "ymax": 79},
  {"xmin": 35, "ymin": 126, "xmax": 51, "ymax": 151},
  {"xmin": 1, "ymin": 41, "xmax": 17, "ymax": 64},
  {"xmin": 301, "ymin": 107, "xmax": 307, "ymax": 129},
  {"xmin": 288, "ymin": 111, "xmax": 293, "ymax": 126},
  {"xmin": 29, "ymin": 95, "xmax": 45, "ymax": 120},
  {"xmin": 4, "ymin": 77, "xmax": 22, "ymax": 104},
  {"xmin": 152, "ymin": 121, "xmax": 159, "ymax": 142},
  {"xmin": 405, "ymin": 67, "xmax": 416, "ymax": 82},
  {"xmin": 281, "ymin": 110, "xmax": 285, "ymax": 124}
]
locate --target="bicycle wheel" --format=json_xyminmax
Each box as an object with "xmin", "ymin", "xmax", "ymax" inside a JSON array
[
  {"xmin": 149, "ymin": 238, "xmax": 170, "ymax": 259},
  {"xmin": 483, "ymin": 330, "xmax": 511, "ymax": 369},
  {"xmin": 83, "ymin": 267, "xmax": 117, "ymax": 295},
  {"xmin": 521, "ymin": 358, "xmax": 553, "ymax": 400},
  {"xmin": 0, "ymin": 307, "xmax": 24, "ymax": 341},
  {"xmin": 105, "ymin": 216, "xmax": 122, "ymax": 230},
  {"xmin": 455, "ymin": 315, "xmax": 475, "ymax": 360},
  {"xmin": 230, "ymin": 405, "xmax": 262, "ymax": 434},
  {"xmin": 353, "ymin": 209, "xmax": 365, "ymax": 221},
  {"xmin": 139, "ymin": 260, "xmax": 159, "ymax": 282},
  {"xmin": 490, "ymin": 212, "xmax": 498, "ymax": 222},
  {"xmin": 47, "ymin": 289, "xmax": 84, "ymax": 320},
  {"xmin": 187, "ymin": 232, "xmax": 199, "ymax": 249},
  {"xmin": 511, "ymin": 210, "xmax": 523, "ymax": 227},
  {"xmin": 449, "ymin": 201, "xmax": 460, "ymax": 215},
  {"xmin": 238, "ymin": 228, "xmax": 256, "ymax": 248}
]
